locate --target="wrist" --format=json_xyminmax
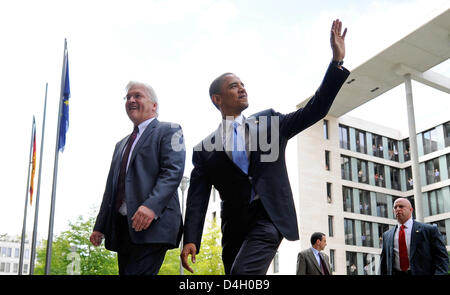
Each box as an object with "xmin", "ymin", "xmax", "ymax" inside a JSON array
[{"xmin": 331, "ymin": 59, "xmax": 344, "ymax": 69}]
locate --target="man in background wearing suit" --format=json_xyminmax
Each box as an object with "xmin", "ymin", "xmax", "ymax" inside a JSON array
[
  {"xmin": 380, "ymin": 198, "xmax": 449, "ymax": 275},
  {"xmin": 90, "ymin": 81, "xmax": 185, "ymax": 275},
  {"xmin": 296, "ymin": 232, "xmax": 332, "ymax": 275},
  {"xmin": 181, "ymin": 19, "xmax": 350, "ymax": 275}
]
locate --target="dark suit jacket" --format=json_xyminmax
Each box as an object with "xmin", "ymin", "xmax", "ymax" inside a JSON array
[
  {"xmin": 183, "ymin": 63, "xmax": 350, "ymax": 254},
  {"xmin": 296, "ymin": 248, "xmax": 332, "ymax": 275},
  {"xmin": 380, "ymin": 220, "xmax": 449, "ymax": 275},
  {"xmin": 94, "ymin": 119, "xmax": 186, "ymax": 251}
]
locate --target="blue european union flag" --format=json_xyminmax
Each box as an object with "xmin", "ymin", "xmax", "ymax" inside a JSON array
[{"xmin": 58, "ymin": 54, "xmax": 70, "ymax": 152}]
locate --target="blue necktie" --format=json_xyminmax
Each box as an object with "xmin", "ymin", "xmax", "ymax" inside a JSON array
[
  {"xmin": 232, "ymin": 121, "xmax": 248, "ymax": 174},
  {"xmin": 232, "ymin": 121, "xmax": 255, "ymax": 202}
]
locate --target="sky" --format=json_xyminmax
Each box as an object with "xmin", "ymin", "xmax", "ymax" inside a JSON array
[{"xmin": 0, "ymin": 0, "xmax": 449, "ymax": 241}]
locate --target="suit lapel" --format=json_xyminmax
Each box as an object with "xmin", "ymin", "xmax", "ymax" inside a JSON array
[
  {"xmin": 410, "ymin": 221, "xmax": 419, "ymax": 260},
  {"xmin": 246, "ymin": 117, "xmax": 258, "ymax": 173},
  {"xmin": 128, "ymin": 118, "xmax": 158, "ymax": 168},
  {"xmin": 307, "ymin": 248, "xmax": 322, "ymax": 274},
  {"xmin": 111, "ymin": 136, "xmax": 129, "ymax": 195}
]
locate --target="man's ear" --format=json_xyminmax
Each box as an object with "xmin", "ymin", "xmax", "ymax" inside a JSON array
[{"xmin": 211, "ymin": 94, "xmax": 221, "ymax": 108}]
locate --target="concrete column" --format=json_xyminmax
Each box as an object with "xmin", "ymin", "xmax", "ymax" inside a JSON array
[{"xmin": 404, "ymin": 74, "xmax": 424, "ymax": 222}]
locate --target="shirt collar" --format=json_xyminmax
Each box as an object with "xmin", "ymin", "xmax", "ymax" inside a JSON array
[
  {"xmin": 398, "ymin": 217, "xmax": 413, "ymax": 229},
  {"xmin": 136, "ymin": 117, "xmax": 156, "ymax": 134},
  {"xmin": 311, "ymin": 247, "xmax": 320, "ymax": 256},
  {"xmin": 222, "ymin": 114, "xmax": 245, "ymax": 127}
]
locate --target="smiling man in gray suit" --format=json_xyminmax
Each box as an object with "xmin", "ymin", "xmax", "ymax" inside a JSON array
[
  {"xmin": 90, "ymin": 81, "xmax": 185, "ymax": 275},
  {"xmin": 296, "ymin": 232, "xmax": 332, "ymax": 275},
  {"xmin": 380, "ymin": 198, "xmax": 449, "ymax": 275}
]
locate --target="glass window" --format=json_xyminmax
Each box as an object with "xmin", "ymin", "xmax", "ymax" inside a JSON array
[
  {"xmin": 13, "ymin": 263, "xmax": 18, "ymax": 274},
  {"xmin": 444, "ymin": 121, "xmax": 450, "ymax": 147},
  {"xmin": 390, "ymin": 167, "xmax": 400, "ymax": 191},
  {"xmin": 327, "ymin": 182, "xmax": 332, "ymax": 203},
  {"xmin": 425, "ymin": 157, "xmax": 441, "ymax": 185},
  {"xmin": 343, "ymin": 186, "xmax": 353, "ymax": 213},
  {"xmin": 344, "ymin": 219, "xmax": 356, "ymax": 245},
  {"xmin": 330, "ymin": 250, "xmax": 336, "ymax": 272},
  {"xmin": 14, "ymin": 248, "xmax": 19, "ymax": 258},
  {"xmin": 346, "ymin": 252, "xmax": 358, "ymax": 275},
  {"xmin": 339, "ymin": 125, "xmax": 350, "ymax": 150},
  {"xmin": 430, "ymin": 220, "xmax": 447, "ymax": 246},
  {"xmin": 325, "ymin": 150, "xmax": 330, "ymax": 171},
  {"xmin": 447, "ymin": 154, "xmax": 450, "ymax": 179},
  {"xmin": 1, "ymin": 247, "xmax": 6, "ymax": 257},
  {"xmin": 361, "ymin": 221, "xmax": 373, "ymax": 247},
  {"xmin": 357, "ymin": 159, "xmax": 369, "ymax": 184},
  {"xmin": 428, "ymin": 189, "xmax": 445, "ymax": 215},
  {"xmin": 359, "ymin": 189, "xmax": 371, "ymax": 215},
  {"xmin": 423, "ymin": 128, "xmax": 438, "ymax": 155},
  {"xmin": 328, "ymin": 216, "xmax": 334, "ymax": 237},
  {"xmin": 403, "ymin": 138, "xmax": 410, "ymax": 162},
  {"xmin": 378, "ymin": 224, "xmax": 390, "ymax": 248},
  {"xmin": 355, "ymin": 129, "xmax": 367, "ymax": 154},
  {"xmin": 363, "ymin": 253, "xmax": 379, "ymax": 275},
  {"xmin": 387, "ymin": 138, "xmax": 399, "ymax": 162},
  {"xmin": 0, "ymin": 262, "xmax": 4, "ymax": 272},
  {"xmin": 7, "ymin": 247, "xmax": 11, "ymax": 257},
  {"xmin": 376, "ymin": 193, "xmax": 388, "ymax": 218},
  {"xmin": 323, "ymin": 120, "xmax": 329, "ymax": 140},
  {"xmin": 405, "ymin": 167, "xmax": 413, "ymax": 190},
  {"xmin": 372, "ymin": 134, "xmax": 383, "ymax": 158},
  {"xmin": 341, "ymin": 156, "xmax": 352, "ymax": 181},
  {"xmin": 374, "ymin": 163, "xmax": 385, "ymax": 187}
]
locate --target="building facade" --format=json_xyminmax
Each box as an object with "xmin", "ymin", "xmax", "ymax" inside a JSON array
[
  {"xmin": 295, "ymin": 115, "xmax": 450, "ymax": 275},
  {"xmin": 0, "ymin": 235, "xmax": 33, "ymax": 275}
]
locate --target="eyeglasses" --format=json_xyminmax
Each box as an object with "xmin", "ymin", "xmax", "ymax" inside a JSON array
[{"xmin": 123, "ymin": 93, "xmax": 145, "ymax": 101}]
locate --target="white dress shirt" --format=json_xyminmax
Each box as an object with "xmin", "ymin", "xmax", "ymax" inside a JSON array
[
  {"xmin": 119, "ymin": 117, "xmax": 156, "ymax": 216},
  {"xmin": 219, "ymin": 114, "xmax": 249, "ymax": 158},
  {"xmin": 218, "ymin": 115, "xmax": 259, "ymax": 200},
  {"xmin": 393, "ymin": 216, "xmax": 413, "ymax": 271}
]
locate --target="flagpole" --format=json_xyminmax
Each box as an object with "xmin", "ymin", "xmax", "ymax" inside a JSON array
[
  {"xmin": 30, "ymin": 83, "xmax": 48, "ymax": 275},
  {"xmin": 19, "ymin": 116, "xmax": 35, "ymax": 275},
  {"xmin": 45, "ymin": 39, "xmax": 67, "ymax": 275}
]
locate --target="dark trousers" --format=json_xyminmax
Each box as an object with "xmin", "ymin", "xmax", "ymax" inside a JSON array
[
  {"xmin": 224, "ymin": 200, "xmax": 283, "ymax": 275},
  {"xmin": 115, "ymin": 214, "xmax": 168, "ymax": 275}
]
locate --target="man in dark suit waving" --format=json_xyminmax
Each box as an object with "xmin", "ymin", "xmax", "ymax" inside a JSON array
[
  {"xmin": 380, "ymin": 198, "xmax": 448, "ymax": 275},
  {"xmin": 90, "ymin": 81, "xmax": 185, "ymax": 275},
  {"xmin": 181, "ymin": 19, "xmax": 350, "ymax": 275}
]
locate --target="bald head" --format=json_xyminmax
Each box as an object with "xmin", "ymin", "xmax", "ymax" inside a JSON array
[{"xmin": 393, "ymin": 198, "xmax": 413, "ymax": 224}]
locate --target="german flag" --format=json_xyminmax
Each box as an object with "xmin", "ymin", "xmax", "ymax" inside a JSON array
[{"xmin": 30, "ymin": 116, "xmax": 36, "ymax": 205}]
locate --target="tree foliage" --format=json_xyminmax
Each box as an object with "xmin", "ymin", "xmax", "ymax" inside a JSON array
[
  {"xmin": 34, "ymin": 214, "xmax": 118, "ymax": 275},
  {"xmin": 159, "ymin": 218, "xmax": 225, "ymax": 275},
  {"xmin": 34, "ymin": 213, "xmax": 224, "ymax": 275}
]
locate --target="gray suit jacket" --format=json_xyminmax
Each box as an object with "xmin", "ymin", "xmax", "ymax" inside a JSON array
[
  {"xmin": 94, "ymin": 119, "xmax": 186, "ymax": 251},
  {"xmin": 296, "ymin": 248, "xmax": 332, "ymax": 275},
  {"xmin": 380, "ymin": 220, "xmax": 449, "ymax": 275}
]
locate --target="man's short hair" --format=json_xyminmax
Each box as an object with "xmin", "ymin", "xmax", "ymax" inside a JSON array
[
  {"xmin": 209, "ymin": 72, "xmax": 234, "ymax": 110},
  {"xmin": 310, "ymin": 232, "xmax": 325, "ymax": 245},
  {"xmin": 125, "ymin": 81, "xmax": 159, "ymax": 116}
]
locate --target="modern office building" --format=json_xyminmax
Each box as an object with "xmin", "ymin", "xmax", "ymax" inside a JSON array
[
  {"xmin": 295, "ymin": 115, "xmax": 449, "ymax": 275},
  {"xmin": 0, "ymin": 235, "xmax": 33, "ymax": 275},
  {"xmin": 290, "ymin": 8, "xmax": 450, "ymax": 275}
]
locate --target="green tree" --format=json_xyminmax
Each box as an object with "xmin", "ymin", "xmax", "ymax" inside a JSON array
[
  {"xmin": 159, "ymin": 218, "xmax": 225, "ymax": 275},
  {"xmin": 34, "ymin": 213, "xmax": 118, "ymax": 275}
]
